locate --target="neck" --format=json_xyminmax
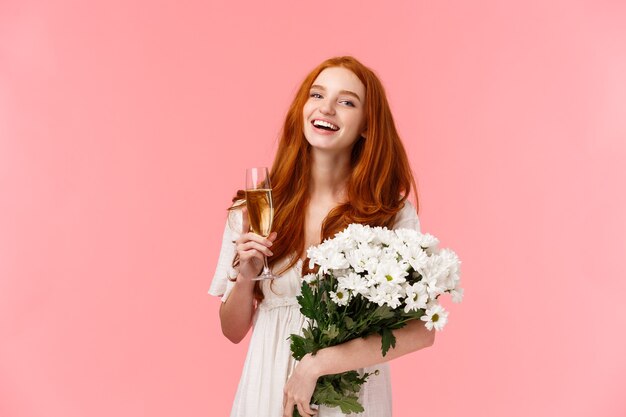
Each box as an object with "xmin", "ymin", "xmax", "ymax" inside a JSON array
[{"xmin": 309, "ymin": 149, "xmax": 351, "ymax": 203}]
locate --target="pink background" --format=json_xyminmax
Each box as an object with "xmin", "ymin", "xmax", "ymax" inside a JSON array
[{"xmin": 1, "ymin": 0, "xmax": 625, "ymax": 416}]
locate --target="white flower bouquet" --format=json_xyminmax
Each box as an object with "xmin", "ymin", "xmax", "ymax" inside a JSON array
[{"xmin": 289, "ymin": 223, "xmax": 463, "ymax": 416}]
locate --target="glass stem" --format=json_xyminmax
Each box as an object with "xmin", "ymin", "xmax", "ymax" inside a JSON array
[{"xmin": 262, "ymin": 255, "xmax": 270, "ymax": 275}]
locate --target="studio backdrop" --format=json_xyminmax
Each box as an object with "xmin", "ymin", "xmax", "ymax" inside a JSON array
[{"xmin": 1, "ymin": 1, "xmax": 625, "ymax": 416}]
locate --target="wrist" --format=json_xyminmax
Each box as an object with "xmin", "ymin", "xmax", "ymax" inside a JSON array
[
  {"xmin": 235, "ymin": 273, "xmax": 256, "ymax": 289},
  {"xmin": 302, "ymin": 352, "xmax": 325, "ymax": 378}
]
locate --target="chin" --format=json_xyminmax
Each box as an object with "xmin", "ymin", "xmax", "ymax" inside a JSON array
[{"xmin": 305, "ymin": 136, "xmax": 336, "ymax": 149}]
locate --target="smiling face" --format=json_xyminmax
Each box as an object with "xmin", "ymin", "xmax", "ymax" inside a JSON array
[{"xmin": 302, "ymin": 67, "xmax": 367, "ymax": 154}]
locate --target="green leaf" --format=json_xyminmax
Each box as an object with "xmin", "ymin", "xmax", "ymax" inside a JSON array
[
  {"xmin": 322, "ymin": 324, "xmax": 339, "ymax": 341},
  {"xmin": 380, "ymin": 327, "xmax": 396, "ymax": 357},
  {"xmin": 298, "ymin": 283, "xmax": 318, "ymax": 319},
  {"xmin": 312, "ymin": 378, "xmax": 342, "ymax": 410},
  {"xmin": 313, "ymin": 379, "xmax": 365, "ymax": 414},
  {"xmin": 389, "ymin": 321, "xmax": 408, "ymax": 330},
  {"xmin": 337, "ymin": 371, "xmax": 370, "ymax": 393},
  {"xmin": 289, "ymin": 334, "xmax": 307, "ymax": 360},
  {"xmin": 372, "ymin": 305, "xmax": 395, "ymax": 320},
  {"xmin": 343, "ymin": 316, "xmax": 355, "ymax": 329},
  {"xmin": 302, "ymin": 327, "xmax": 315, "ymax": 341},
  {"xmin": 326, "ymin": 395, "xmax": 365, "ymax": 414},
  {"xmin": 402, "ymin": 309, "xmax": 425, "ymax": 320}
]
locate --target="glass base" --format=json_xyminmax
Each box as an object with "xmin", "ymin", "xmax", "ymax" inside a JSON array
[{"xmin": 251, "ymin": 273, "xmax": 278, "ymax": 281}]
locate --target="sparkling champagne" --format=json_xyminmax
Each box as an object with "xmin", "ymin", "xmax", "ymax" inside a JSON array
[{"xmin": 245, "ymin": 189, "xmax": 274, "ymax": 237}]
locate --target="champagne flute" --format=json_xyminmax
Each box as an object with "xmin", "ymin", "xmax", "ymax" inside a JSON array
[{"xmin": 245, "ymin": 167, "xmax": 278, "ymax": 280}]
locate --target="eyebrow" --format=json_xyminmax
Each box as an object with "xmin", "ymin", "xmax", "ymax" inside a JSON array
[{"xmin": 310, "ymin": 85, "xmax": 362, "ymax": 102}]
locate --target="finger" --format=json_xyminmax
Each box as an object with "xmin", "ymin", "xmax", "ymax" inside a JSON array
[
  {"xmin": 240, "ymin": 241, "xmax": 273, "ymax": 256},
  {"xmin": 283, "ymin": 399, "xmax": 295, "ymax": 417},
  {"xmin": 238, "ymin": 232, "xmax": 274, "ymax": 247},
  {"xmin": 296, "ymin": 403, "xmax": 312, "ymax": 417},
  {"xmin": 241, "ymin": 206, "xmax": 250, "ymax": 235},
  {"xmin": 268, "ymin": 231, "xmax": 277, "ymax": 241},
  {"xmin": 302, "ymin": 403, "xmax": 317, "ymax": 415},
  {"xmin": 238, "ymin": 241, "xmax": 273, "ymax": 257}
]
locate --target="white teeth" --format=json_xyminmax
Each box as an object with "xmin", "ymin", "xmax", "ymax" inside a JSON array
[{"xmin": 313, "ymin": 120, "xmax": 339, "ymax": 131}]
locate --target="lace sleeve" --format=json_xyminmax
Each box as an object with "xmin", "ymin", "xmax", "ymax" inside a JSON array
[
  {"xmin": 392, "ymin": 200, "xmax": 421, "ymax": 233},
  {"xmin": 208, "ymin": 208, "xmax": 243, "ymax": 302}
]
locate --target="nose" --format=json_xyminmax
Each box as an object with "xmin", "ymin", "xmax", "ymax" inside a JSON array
[{"xmin": 319, "ymin": 98, "xmax": 336, "ymax": 115}]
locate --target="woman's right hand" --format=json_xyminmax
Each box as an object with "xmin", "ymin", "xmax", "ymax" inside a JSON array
[{"xmin": 235, "ymin": 206, "xmax": 277, "ymax": 280}]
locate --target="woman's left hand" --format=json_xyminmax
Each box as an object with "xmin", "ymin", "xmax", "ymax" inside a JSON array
[{"xmin": 282, "ymin": 354, "xmax": 319, "ymax": 417}]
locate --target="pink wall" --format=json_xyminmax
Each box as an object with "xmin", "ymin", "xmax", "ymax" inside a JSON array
[{"xmin": 2, "ymin": 0, "xmax": 625, "ymax": 416}]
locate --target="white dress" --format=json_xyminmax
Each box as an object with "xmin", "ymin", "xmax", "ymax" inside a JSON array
[{"xmin": 209, "ymin": 201, "xmax": 421, "ymax": 417}]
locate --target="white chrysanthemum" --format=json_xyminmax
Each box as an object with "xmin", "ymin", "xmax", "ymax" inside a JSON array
[
  {"xmin": 353, "ymin": 279, "xmax": 372, "ymax": 296},
  {"xmin": 349, "ymin": 252, "xmax": 382, "ymax": 279},
  {"xmin": 308, "ymin": 241, "xmax": 351, "ymax": 273},
  {"xmin": 326, "ymin": 251, "xmax": 350, "ymax": 271},
  {"xmin": 450, "ymin": 285, "xmax": 464, "ymax": 303},
  {"xmin": 303, "ymin": 273, "xmax": 318, "ymax": 284},
  {"xmin": 306, "ymin": 245, "xmax": 325, "ymax": 269},
  {"xmin": 372, "ymin": 226, "xmax": 396, "ymax": 247},
  {"xmin": 436, "ymin": 249, "xmax": 461, "ymax": 288},
  {"xmin": 330, "ymin": 228, "xmax": 358, "ymax": 252},
  {"xmin": 365, "ymin": 284, "xmax": 404, "ymax": 309},
  {"xmin": 362, "ymin": 271, "xmax": 379, "ymax": 290},
  {"xmin": 440, "ymin": 271, "xmax": 460, "ymax": 291},
  {"xmin": 423, "ymin": 275, "xmax": 446, "ymax": 298},
  {"xmin": 394, "ymin": 228, "xmax": 421, "ymax": 244},
  {"xmin": 346, "ymin": 223, "xmax": 375, "ymax": 245},
  {"xmin": 357, "ymin": 243, "xmax": 383, "ymax": 261},
  {"xmin": 403, "ymin": 282, "xmax": 428, "ymax": 313},
  {"xmin": 385, "ymin": 286, "xmax": 405, "ymax": 309},
  {"xmin": 403, "ymin": 247, "xmax": 428, "ymax": 274},
  {"xmin": 330, "ymin": 288, "xmax": 350, "ymax": 306},
  {"xmin": 418, "ymin": 233, "xmax": 440, "ymax": 255},
  {"xmin": 337, "ymin": 272, "xmax": 369, "ymax": 293},
  {"xmin": 439, "ymin": 248, "xmax": 461, "ymax": 274},
  {"xmin": 372, "ymin": 261, "xmax": 409, "ymax": 286},
  {"xmin": 365, "ymin": 286, "xmax": 385, "ymax": 306},
  {"xmin": 345, "ymin": 249, "xmax": 366, "ymax": 273},
  {"xmin": 421, "ymin": 256, "xmax": 449, "ymax": 297},
  {"xmin": 306, "ymin": 223, "xmax": 462, "ymax": 315},
  {"xmin": 421, "ymin": 303, "xmax": 449, "ymax": 331}
]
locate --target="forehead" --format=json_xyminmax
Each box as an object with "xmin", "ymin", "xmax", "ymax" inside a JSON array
[{"xmin": 311, "ymin": 67, "xmax": 365, "ymax": 96}]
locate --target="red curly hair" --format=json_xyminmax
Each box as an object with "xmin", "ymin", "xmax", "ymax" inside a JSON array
[{"xmin": 231, "ymin": 56, "xmax": 419, "ymax": 300}]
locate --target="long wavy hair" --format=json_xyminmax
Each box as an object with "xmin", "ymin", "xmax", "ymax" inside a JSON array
[{"xmin": 230, "ymin": 56, "xmax": 418, "ymax": 301}]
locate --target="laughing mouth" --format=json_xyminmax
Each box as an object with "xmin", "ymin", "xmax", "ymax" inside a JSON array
[{"xmin": 312, "ymin": 119, "xmax": 339, "ymax": 131}]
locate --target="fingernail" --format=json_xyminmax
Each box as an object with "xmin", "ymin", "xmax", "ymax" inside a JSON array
[{"xmin": 268, "ymin": 251, "xmax": 273, "ymax": 256}]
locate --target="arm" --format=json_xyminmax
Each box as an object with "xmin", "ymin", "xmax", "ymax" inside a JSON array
[
  {"xmin": 218, "ymin": 275, "xmax": 256, "ymax": 344},
  {"xmin": 218, "ymin": 207, "xmax": 276, "ymax": 344},
  {"xmin": 282, "ymin": 319, "xmax": 435, "ymax": 416},
  {"xmin": 304, "ymin": 318, "xmax": 434, "ymax": 376},
  {"xmin": 283, "ymin": 203, "xmax": 428, "ymax": 415}
]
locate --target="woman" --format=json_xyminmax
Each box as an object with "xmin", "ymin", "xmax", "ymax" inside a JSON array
[{"xmin": 209, "ymin": 56, "xmax": 435, "ymax": 417}]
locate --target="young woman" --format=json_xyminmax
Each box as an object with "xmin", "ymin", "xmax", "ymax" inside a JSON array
[{"xmin": 209, "ymin": 56, "xmax": 435, "ymax": 417}]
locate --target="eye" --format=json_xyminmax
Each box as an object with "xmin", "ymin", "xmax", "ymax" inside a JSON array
[
  {"xmin": 309, "ymin": 92, "xmax": 323, "ymax": 99},
  {"xmin": 340, "ymin": 100, "xmax": 355, "ymax": 107}
]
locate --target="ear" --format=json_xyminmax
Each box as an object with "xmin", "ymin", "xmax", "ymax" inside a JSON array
[{"xmin": 360, "ymin": 128, "xmax": 368, "ymax": 140}]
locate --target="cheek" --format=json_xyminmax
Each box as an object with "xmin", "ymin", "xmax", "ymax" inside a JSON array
[
  {"xmin": 302, "ymin": 101, "xmax": 314, "ymax": 117},
  {"xmin": 347, "ymin": 114, "xmax": 365, "ymax": 131},
  {"xmin": 359, "ymin": 117, "xmax": 367, "ymax": 132},
  {"xmin": 354, "ymin": 113, "xmax": 366, "ymax": 132}
]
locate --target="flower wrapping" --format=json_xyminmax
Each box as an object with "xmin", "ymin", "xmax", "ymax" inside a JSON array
[{"xmin": 289, "ymin": 223, "xmax": 463, "ymax": 416}]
